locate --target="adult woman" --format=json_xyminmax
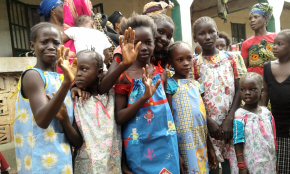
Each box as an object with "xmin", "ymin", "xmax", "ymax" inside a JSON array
[{"xmin": 241, "ymin": 3, "xmax": 276, "ymax": 76}]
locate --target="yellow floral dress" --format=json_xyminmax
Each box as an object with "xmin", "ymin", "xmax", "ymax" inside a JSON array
[{"xmin": 14, "ymin": 68, "xmax": 74, "ymax": 174}]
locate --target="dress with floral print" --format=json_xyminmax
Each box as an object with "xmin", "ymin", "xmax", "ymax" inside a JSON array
[
  {"xmin": 233, "ymin": 107, "xmax": 276, "ymax": 174},
  {"xmin": 14, "ymin": 68, "xmax": 73, "ymax": 174},
  {"xmin": 74, "ymin": 89, "xmax": 122, "ymax": 174}
]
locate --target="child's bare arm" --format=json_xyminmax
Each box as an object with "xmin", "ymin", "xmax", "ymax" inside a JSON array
[
  {"xmin": 234, "ymin": 143, "xmax": 249, "ymax": 174},
  {"xmin": 99, "ymin": 27, "xmax": 141, "ymax": 94},
  {"xmin": 23, "ymin": 46, "xmax": 74, "ymax": 129},
  {"xmin": 261, "ymin": 63, "xmax": 269, "ymax": 106},
  {"xmin": 222, "ymin": 79, "xmax": 241, "ymax": 142}
]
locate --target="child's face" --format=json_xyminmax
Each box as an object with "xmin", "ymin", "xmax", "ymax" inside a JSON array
[
  {"xmin": 273, "ymin": 33, "xmax": 290, "ymax": 60},
  {"xmin": 216, "ymin": 38, "xmax": 227, "ymax": 51},
  {"xmin": 194, "ymin": 22, "xmax": 218, "ymax": 51},
  {"xmin": 155, "ymin": 21, "xmax": 174, "ymax": 52},
  {"xmin": 75, "ymin": 55, "xmax": 100, "ymax": 90},
  {"xmin": 249, "ymin": 14, "xmax": 266, "ymax": 31},
  {"xmin": 170, "ymin": 44, "xmax": 193, "ymax": 79},
  {"xmin": 240, "ymin": 77, "xmax": 261, "ymax": 105},
  {"xmin": 134, "ymin": 27, "xmax": 155, "ymax": 64},
  {"xmin": 31, "ymin": 27, "xmax": 61, "ymax": 65}
]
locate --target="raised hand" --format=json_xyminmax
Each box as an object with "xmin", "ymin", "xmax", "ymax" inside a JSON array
[
  {"xmin": 120, "ymin": 27, "xmax": 141, "ymax": 66},
  {"xmin": 142, "ymin": 65, "xmax": 161, "ymax": 99},
  {"xmin": 57, "ymin": 45, "xmax": 76, "ymax": 83}
]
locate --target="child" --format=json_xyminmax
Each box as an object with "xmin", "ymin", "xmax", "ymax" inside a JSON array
[
  {"xmin": 14, "ymin": 22, "xmax": 82, "ymax": 173},
  {"xmin": 73, "ymin": 50, "xmax": 122, "ymax": 173},
  {"xmin": 263, "ymin": 29, "xmax": 290, "ymax": 173},
  {"xmin": 192, "ymin": 16, "xmax": 246, "ymax": 174},
  {"xmin": 216, "ymin": 32, "xmax": 231, "ymax": 51},
  {"xmin": 166, "ymin": 41, "xmax": 212, "ymax": 173},
  {"xmin": 114, "ymin": 14, "xmax": 180, "ymax": 174},
  {"xmin": 234, "ymin": 72, "xmax": 276, "ymax": 174},
  {"xmin": 149, "ymin": 13, "xmax": 175, "ymax": 68},
  {"xmin": 64, "ymin": 15, "xmax": 112, "ymax": 70},
  {"xmin": 241, "ymin": 3, "xmax": 276, "ymax": 76}
]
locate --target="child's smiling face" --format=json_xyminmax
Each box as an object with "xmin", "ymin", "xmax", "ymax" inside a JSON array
[
  {"xmin": 134, "ymin": 26, "xmax": 155, "ymax": 64},
  {"xmin": 154, "ymin": 20, "xmax": 174, "ymax": 52}
]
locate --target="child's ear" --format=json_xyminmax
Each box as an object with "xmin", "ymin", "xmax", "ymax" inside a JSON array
[{"xmin": 30, "ymin": 41, "xmax": 35, "ymax": 51}]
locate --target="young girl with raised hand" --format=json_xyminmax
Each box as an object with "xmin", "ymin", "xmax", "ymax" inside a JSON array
[
  {"xmin": 14, "ymin": 22, "xmax": 82, "ymax": 174},
  {"xmin": 73, "ymin": 50, "xmax": 122, "ymax": 173},
  {"xmin": 192, "ymin": 16, "xmax": 246, "ymax": 174},
  {"xmin": 166, "ymin": 41, "xmax": 215, "ymax": 173},
  {"xmin": 114, "ymin": 14, "xmax": 180, "ymax": 174},
  {"xmin": 234, "ymin": 72, "xmax": 276, "ymax": 174},
  {"xmin": 263, "ymin": 29, "xmax": 290, "ymax": 173}
]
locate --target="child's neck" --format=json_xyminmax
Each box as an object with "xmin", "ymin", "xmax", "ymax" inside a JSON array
[
  {"xmin": 243, "ymin": 103, "xmax": 260, "ymax": 114},
  {"xmin": 35, "ymin": 62, "xmax": 56, "ymax": 72},
  {"xmin": 87, "ymin": 83, "xmax": 100, "ymax": 96},
  {"xmin": 202, "ymin": 48, "xmax": 218, "ymax": 57},
  {"xmin": 278, "ymin": 57, "xmax": 290, "ymax": 64},
  {"xmin": 173, "ymin": 73, "xmax": 189, "ymax": 80}
]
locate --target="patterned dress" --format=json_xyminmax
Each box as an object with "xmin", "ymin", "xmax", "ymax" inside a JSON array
[
  {"xmin": 166, "ymin": 78, "xmax": 209, "ymax": 174},
  {"xmin": 115, "ymin": 67, "xmax": 180, "ymax": 174},
  {"xmin": 14, "ymin": 68, "xmax": 74, "ymax": 174},
  {"xmin": 193, "ymin": 51, "xmax": 246, "ymax": 174},
  {"xmin": 74, "ymin": 90, "xmax": 122, "ymax": 174},
  {"xmin": 233, "ymin": 107, "xmax": 277, "ymax": 173},
  {"xmin": 241, "ymin": 33, "xmax": 277, "ymax": 75}
]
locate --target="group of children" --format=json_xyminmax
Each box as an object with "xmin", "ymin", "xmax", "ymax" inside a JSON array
[{"xmin": 12, "ymin": 2, "xmax": 290, "ymax": 174}]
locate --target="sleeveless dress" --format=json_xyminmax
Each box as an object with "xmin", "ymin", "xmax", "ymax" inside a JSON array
[
  {"xmin": 115, "ymin": 67, "xmax": 180, "ymax": 174},
  {"xmin": 74, "ymin": 89, "xmax": 122, "ymax": 174},
  {"xmin": 166, "ymin": 78, "xmax": 209, "ymax": 174},
  {"xmin": 14, "ymin": 68, "xmax": 74, "ymax": 174}
]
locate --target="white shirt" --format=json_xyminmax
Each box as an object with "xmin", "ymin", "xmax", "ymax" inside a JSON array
[{"xmin": 64, "ymin": 27, "xmax": 111, "ymax": 58}]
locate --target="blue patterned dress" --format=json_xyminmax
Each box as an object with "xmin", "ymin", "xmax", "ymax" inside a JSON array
[
  {"xmin": 167, "ymin": 78, "xmax": 209, "ymax": 174},
  {"xmin": 14, "ymin": 68, "xmax": 74, "ymax": 174},
  {"xmin": 116, "ymin": 68, "xmax": 180, "ymax": 174}
]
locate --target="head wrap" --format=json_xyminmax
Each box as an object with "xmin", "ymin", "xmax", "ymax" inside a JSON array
[
  {"xmin": 143, "ymin": 1, "xmax": 174, "ymax": 15},
  {"xmin": 39, "ymin": 0, "xmax": 63, "ymax": 20},
  {"xmin": 108, "ymin": 11, "xmax": 123, "ymax": 27},
  {"xmin": 250, "ymin": 3, "xmax": 273, "ymax": 20}
]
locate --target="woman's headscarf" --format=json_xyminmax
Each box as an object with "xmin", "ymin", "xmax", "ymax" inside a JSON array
[
  {"xmin": 250, "ymin": 3, "xmax": 273, "ymax": 20},
  {"xmin": 39, "ymin": 0, "xmax": 63, "ymax": 21}
]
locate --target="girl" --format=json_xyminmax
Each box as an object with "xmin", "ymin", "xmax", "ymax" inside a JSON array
[
  {"xmin": 115, "ymin": 14, "xmax": 180, "ymax": 174},
  {"xmin": 263, "ymin": 29, "xmax": 290, "ymax": 173},
  {"xmin": 73, "ymin": 50, "xmax": 122, "ymax": 173},
  {"xmin": 166, "ymin": 41, "xmax": 215, "ymax": 173},
  {"xmin": 14, "ymin": 22, "xmax": 82, "ymax": 173},
  {"xmin": 192, "ymin": 16, "xmax": 246, "ymax": 174},
  {"xmin": 216, "ymin": 32, "xmax": 231, "ymax": 51},
  {"xmin": 241, "ymin": 3, "xmax": 276, "ymax": 76},
  {"xmin": 99, "ymin": 13, "xmax": 175, "ymax": 94},
  {"xmin": 149, "ymin": 13, "xmax": 175, "ymax": 68},
  {"xmin": 234, "ymin": 72, "xmax": 276, "ymax": 174}
]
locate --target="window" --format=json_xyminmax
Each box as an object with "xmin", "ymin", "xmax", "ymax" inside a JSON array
[
  {"xmin": 6, "ymin": 0, "xmax": 42, "ymax": 57},
  {"xmin": 231, "ymin": 23, "xmax": 246, "ymax": 44},
  {"xmin": 93, "ymin": 3, "xmax": 104, "ymax": 14}
]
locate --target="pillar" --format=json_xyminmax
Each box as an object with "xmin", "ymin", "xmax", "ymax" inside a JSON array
[{"xmin": 172, "ymin": 0, "xmax": 195, "ymax": 46}]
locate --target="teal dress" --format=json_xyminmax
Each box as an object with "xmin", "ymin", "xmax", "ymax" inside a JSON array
[
  {"xmin": 167, "ymin": 78, "xmax": 209, "ymax": 174},
  {"xmin": 14, "ymin": 68, "xmax": 74, "ymax": 174}
]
